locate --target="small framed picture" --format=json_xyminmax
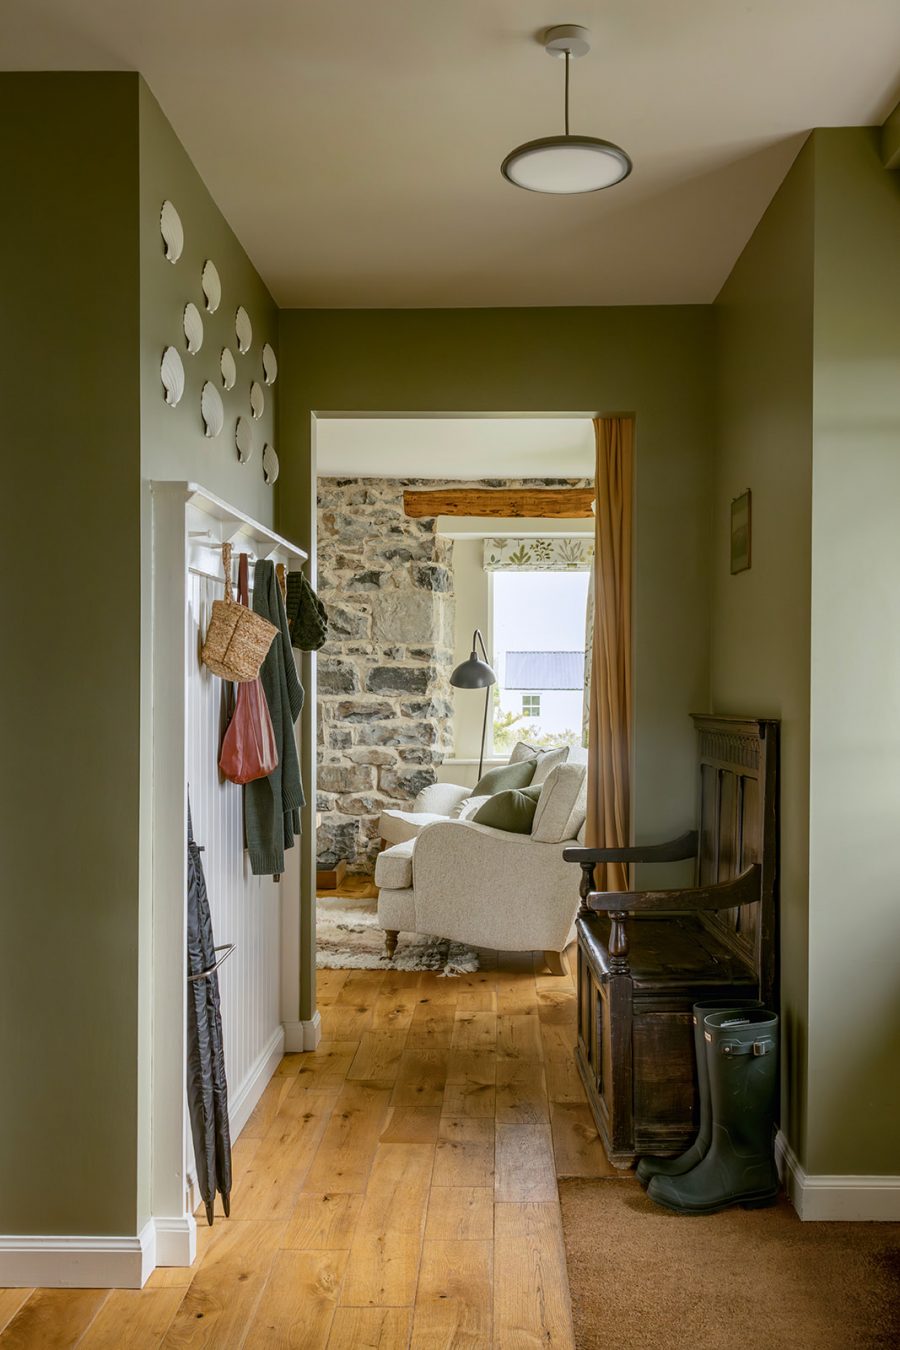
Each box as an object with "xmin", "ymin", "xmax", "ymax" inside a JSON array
[{"xmin": 730, "ymin": 490, "xmax": 752, "ymax": 574}]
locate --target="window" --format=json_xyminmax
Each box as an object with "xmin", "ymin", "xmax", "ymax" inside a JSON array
[{"xmin": 490, "ymin": 569, "xmax": 589, "ymax": 754}]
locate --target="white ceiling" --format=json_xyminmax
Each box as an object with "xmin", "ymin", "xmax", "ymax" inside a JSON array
[
  {"xmin": 316, "ymin": 418, "xmax": 595, "ymax": 478},
  {"xmin": 4, "ymin": 2, "xmax": 899, "ymax": 307}
]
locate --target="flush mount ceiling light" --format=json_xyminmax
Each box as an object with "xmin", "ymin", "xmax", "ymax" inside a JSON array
[{"xmin": 501, "ymin": 24, "xmax": 632, "ymax": 195}]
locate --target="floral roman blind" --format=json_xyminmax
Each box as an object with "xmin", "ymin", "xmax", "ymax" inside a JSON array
[{"xmin": 482, "ymin": 536, "xmax": 594, "ymax": 571}]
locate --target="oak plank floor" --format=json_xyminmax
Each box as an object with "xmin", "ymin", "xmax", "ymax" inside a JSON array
[{"xmin": 0, "ymin": 937, "xmax": 627, "ymax": 1349}]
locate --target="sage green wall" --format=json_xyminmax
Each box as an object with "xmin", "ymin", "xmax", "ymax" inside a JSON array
[
  {"xmin": 806, "ymin": 128, "xmax": 900, "ymax": 1176},
  {"xmin": 278, "ymin": 307, "xmax": 716, "ymax": 1016},
  {"xmin": 711, "ymin": 139, "xmax": 815, "ymax": 1161},
  {"xmin": 139, "ymin": 82, "xmax": 278, "ymax": 522},
  {"xmin": 0, "ymin": 74, "xmax": 143, "ymax": 1234},
  {"xmin": 712, "ymin": 128, "xmax": 900, "ymax": 1177}
]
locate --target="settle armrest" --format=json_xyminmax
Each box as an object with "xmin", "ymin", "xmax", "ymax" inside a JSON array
[
  {"xmin": 587, "ymin": 863, "xmax": 762, "ymax": 914},
  {"xmin": 563, "ymin": 830, "xmax": 699, "ymax": 866}
]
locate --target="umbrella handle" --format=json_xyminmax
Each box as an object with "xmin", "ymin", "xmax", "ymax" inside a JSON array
[{"xmin": 188, "ymin": 943, "xmax": 236, "ymax": 983}]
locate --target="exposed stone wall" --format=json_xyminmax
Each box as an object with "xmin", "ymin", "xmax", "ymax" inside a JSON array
[
  {"xmin": 315, "ymin": 475, "xmax": 591, "ymax": 874},
  {"xmin": 316, "ymin": 478, "xmax": 455, "ymax": 873}
]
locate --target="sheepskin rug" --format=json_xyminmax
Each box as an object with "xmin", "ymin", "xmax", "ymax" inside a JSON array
[{"xmin": 316, "ymin": 896, "xmax": 479, "ymax": 975}]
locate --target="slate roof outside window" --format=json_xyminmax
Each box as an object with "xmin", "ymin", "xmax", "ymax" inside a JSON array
[{"xmin": 504, "ymin": 651, "xmax": 584, "ymax": 690}]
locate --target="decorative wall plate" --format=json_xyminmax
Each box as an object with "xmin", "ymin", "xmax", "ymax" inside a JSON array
[
  {"xmin": 235, "ymin": 305, "xmax": 252, "ymax": 354},
  {"xmin": 183, "ymin": 302, "xmax": 204, "ymax": 354},
  {"xmin": 161, "ymin": 346, "xmax": 185, "ymax": 406},
  {"xmin": 262, "ymin": 342, "xmax": 278, "ymax": 385},
  {"xmin": 160, "ymin": 200, "xmax": 183, "ymax": 263},
  {"xmin": 249, "ymin": 380, "xmax": 264, "ymax": 420},
  {"xmin": 262, "ymin": 443, "xmax": 279, "ymax": 485},
  {"xmin": 201, "ymin": 260, "xmax": 221, "ymax": 313},
  {"xmin": 235, "ymin": 416, "xmax": 253, "ymax": 463},
  {"xmin": 220, "ymin": 347, "xmax": 237, "ymax": 390},
  {"xmin": 201, "ymin": 382, "xmax": 224, "ymax": 438}
]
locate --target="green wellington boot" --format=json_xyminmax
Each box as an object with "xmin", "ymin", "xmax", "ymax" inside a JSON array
[
  {"xmin": 636, "ymin": 997, "xmax": 762, "ymax": 1187},
  {"xmin": 647, "ymin": 1009, "xmax": 779, "ymax": 1215}
]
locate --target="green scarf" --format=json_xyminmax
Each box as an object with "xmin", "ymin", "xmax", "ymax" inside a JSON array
[{"xmin": 285, "ymin": 572, "xmax": 328, "ymax": 650}]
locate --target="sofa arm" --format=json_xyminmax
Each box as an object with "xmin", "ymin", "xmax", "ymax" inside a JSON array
[
  {"xmin": 411, "ymin": 819, "xmax": 580, "ymax": 954},
  {"xmin": 413, "ymin": 782, "xmax": 471, "ymax": 816}
]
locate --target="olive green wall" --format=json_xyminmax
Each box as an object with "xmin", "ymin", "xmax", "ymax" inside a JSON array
[
  {"xmin": 711, "ymin": 139, "xmax": 815, "ymax": 1161},
  {"xmin": 712, "ymin": 127, "xmax": 900, "ymax": 1178},
  {"xmin": 0, "ymin": 72, "xmax": 281, "ymax": 1242},
  {"xmin": 277, "ymin": 307, "xmax": 716, "ymax": 1016},
  {"xmin": 139, "ymin": 82, "xmax": 278, "ymax": 522},
  {"xmin": 806, "ymin": 128, "xmax": 900, "ymax": 1176},
  {"xmin": 0, "ymin": 74, "xmax": 143, "ymax": 1234}
]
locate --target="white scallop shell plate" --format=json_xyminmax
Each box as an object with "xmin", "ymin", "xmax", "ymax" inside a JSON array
[
  {"xmin": 201, "ymin": 382, "xmax": 224, "ymax": 438},
  {"xmin": 160, "ymin": 200, "xmax": 183, "ymax": 263},
  {"xmin": 262, "ymin": 342, "xmax": 278, "ymax": 385},
  {"xmin": 161, "ymin": 345, "xmax": 185, "ymax": 406},
  {"xmin": 249, "ymin": 380, "xmax": 264, "ymax": 420},
  {"xmin": 235, "ymin": 416, "xmax": 253, "ymax": 463},
  {"xmin": 262, "ymin": 443, "xmax": 279, "ymax": 485},
  {"xmin": 235, "ymin": 305, "xmax": 252, "ymax": 354},
  {"xmin": 201, "ymin": 259, "xmax": 221, "ymax": 313},
  {"xmin": 183, "ymin": 302, "xmax": 204, "ymax": 354},
  {"xmin": 220, "ymin": 347, "xmax": 237, "ymax": 390}
]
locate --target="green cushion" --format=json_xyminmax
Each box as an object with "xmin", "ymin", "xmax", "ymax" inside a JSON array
[
  {"xmin": 472, "ymin": 758, "xmax": 537, "ymax": 797},
  {"xmin": 472, "ymin": 783, "xmax": 542, "ymax": 834}
]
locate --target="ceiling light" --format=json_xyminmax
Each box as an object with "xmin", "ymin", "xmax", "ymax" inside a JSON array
[{"xmin": 501, "ymin": 25, "xmax": 632, "ymax": 195}]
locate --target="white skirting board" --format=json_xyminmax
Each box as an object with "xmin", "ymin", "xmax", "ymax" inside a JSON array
[
  {"xmin": 283, "ymin": 1012, "xmax": 322, "ymax": 1053},
  {"xmin": 0, "ymin": 1222, "xmax": 156, "ymax": 1290},
  {"xmin": 775, "ymin": 1131, "xmax": 900, "ymax": 1221}
]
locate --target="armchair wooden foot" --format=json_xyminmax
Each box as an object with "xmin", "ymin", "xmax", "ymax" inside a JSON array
[
  {"xmin": 543, "ymin": 949, "xmax": 568, "ymax": 977},
  {"xmin": 384, "ymin": 929, "xmax": 398, "ymax": 959}
]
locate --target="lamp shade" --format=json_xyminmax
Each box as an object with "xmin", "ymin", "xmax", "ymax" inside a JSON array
[
  {"xmin": 450, "ymin": 653, "xmax": 496, "ymax": 689},
  {"xmin": 501, "ymin": 135, "xmax": 632, "ymax": 194}
]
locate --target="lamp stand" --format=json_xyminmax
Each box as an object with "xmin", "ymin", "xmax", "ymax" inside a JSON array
[{"xmin": 478, "ymin": 685, "xmax": 490, "ymax": 781}]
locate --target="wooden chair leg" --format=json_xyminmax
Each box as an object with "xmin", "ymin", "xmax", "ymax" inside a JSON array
[
  {"xmin": 543, "ymin": 949, "xmax": 568, "ymax": 976},
  {"xmin": 384, "ymin": 930, "xmax": 398, "ymax": 959}
]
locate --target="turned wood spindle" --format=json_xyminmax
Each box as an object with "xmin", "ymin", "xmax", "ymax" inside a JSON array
[
  {"xmin": 608, "ymin": 910, "xmax": 630, "ymax": 974},
  {"xmin": 578, "ymin": 862, "xmax": 596, "ymax": 918}
]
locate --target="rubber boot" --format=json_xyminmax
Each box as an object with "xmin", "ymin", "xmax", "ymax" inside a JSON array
[
  {"xmin": 647, "ymin": 1009, "xmax": 779, "ymax": 1215},
  {"xmin": 636, "ymin": 997, "xmax": 762, "ymax": 1187}
]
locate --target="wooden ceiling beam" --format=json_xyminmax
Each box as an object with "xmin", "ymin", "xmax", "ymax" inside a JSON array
[{"xmin": 403, "ymin": 487, "xmax": 594, "ymax": 519}]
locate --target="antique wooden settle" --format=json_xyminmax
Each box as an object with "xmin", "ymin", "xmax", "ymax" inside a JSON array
[{"xmin": 564, "ymin": 714, "xmax": 779, "ymax": 1168}]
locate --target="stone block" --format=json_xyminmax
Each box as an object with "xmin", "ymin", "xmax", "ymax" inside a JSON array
[
  {"xmin": 347, "ymin": 747, "xmax": 397, "ymax": 766},
  {"xmin": 366, "ymin": 665, "xmax": 434, "ymax": 694},
  {"xmin": 328, "ymin": 727, "xmax": 353, "ymax": 749},
  {"xmin": 316, "ymin": 818, "xmax": 359, "ymax": 870},
  {"xmin": 354, "ymin": 720, "xmax": 438, "ymax": 747},
  {"xmin": 328, "ymin": 605, "xmax": 370, "ymax": 640},
  {"xmin": 317, "ymin": 763, "xmax": 375, "ymax": 794},
  {"xmin": 379, "ymin": 766, "xmax": 437, "ymax": 800},
  {"xmin": 414, "ymin": 564, "xmax": 452, "ymax": 593},
  {"xmin": 372, "ymin": 590, "xmax": 437, "ymax": 645},
  {"xmin": 336, "ymin": 794, "xmax": 390, "ymax": 816},
  {"xmin": 343, "ymin": 570, "xmax": 386, "ymax": 591},
  {"xmin": 334, "ymin": 699, "xmax": 395, "ymax": 722},
  {"xmin": 318, "ymin": 659, "xmax": 360, "ymax": 695}
]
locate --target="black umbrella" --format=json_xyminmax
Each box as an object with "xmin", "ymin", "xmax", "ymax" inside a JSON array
[{"xmin": 186, "ymin": 800, "xmax": 233, "ymax": 1224}]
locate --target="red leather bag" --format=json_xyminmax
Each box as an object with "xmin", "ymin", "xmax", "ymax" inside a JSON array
[{"xmin": 218, "ymin": 555, "xmax": 278, "ymax": 785}]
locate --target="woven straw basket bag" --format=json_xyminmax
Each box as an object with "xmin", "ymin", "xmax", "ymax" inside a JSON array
[{"xmin": 201, "ymin": 542, "xmax": 278, "ymax": 682}]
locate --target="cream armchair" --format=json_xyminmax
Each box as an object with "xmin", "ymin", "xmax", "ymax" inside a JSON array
[{"xmin": 375, "ymin": 761, "xmax": 587, "ymax": 974}]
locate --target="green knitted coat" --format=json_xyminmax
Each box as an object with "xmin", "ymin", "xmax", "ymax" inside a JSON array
[{"xmin": 243, "ymin": 562, "xmax": 305, "ymax": 876}]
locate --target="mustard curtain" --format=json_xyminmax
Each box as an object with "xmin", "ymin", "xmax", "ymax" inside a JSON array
[{"xmin": 587, "ymin": 416, "xmax": 634, "ymax": 892}]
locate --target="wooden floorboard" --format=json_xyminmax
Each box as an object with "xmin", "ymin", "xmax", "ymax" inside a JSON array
[{"xmin": 2, "ymin": 938, "xmax": 621, "ymax": 1350}]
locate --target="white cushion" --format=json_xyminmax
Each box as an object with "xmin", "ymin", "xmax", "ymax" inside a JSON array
[
  {"xmin": 531, "ymin": 745, "xmax": 570, "ymax": 786},
  {"xmin": 456, "ymin": 794, "xmax": 491, "ymax": 820},
  {"xmin": 375, "ymin": 839, "xmax": 414, "ymax": 890},
  {"xmin": 379, "ymin": 809, "xmax": 444, "ymax": 846},
  {"xmin": 532, "ymin": 762, "xmax": 587, "ymax": 843},
  {"xmin": 508, "ymin": 741, "xmax": 538, "ymax": 764}
]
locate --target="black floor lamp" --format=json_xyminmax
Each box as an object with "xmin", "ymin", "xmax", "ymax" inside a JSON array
[{"xmin": 450, "ymin": 628, "xmax": 497, "ymax": 781}]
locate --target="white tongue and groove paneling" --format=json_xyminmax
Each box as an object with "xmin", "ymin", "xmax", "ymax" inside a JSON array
[{"xmin": 186, "ymin": 565, "xmax": 282, "ymax": 1132}]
